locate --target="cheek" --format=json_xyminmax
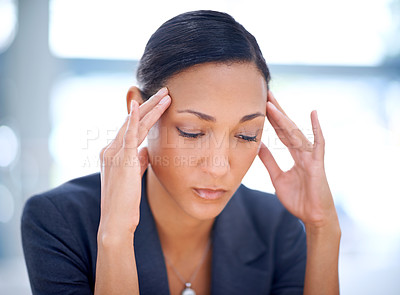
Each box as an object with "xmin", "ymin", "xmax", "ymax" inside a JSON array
[
  {"xmin": 236, "ymin": 140, "xmax": 260, "ymax": 159},
  {"xmin": 230, "ymin": 142, "xmax": 260, "ymax": 175},
  {"xmin": 147, "ymin": 124, "xmax": 196, "ymax": 178}
]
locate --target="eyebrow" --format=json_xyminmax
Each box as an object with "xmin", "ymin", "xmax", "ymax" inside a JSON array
[{"xmin": 176, "ymin": 109, "xmax": 264, "ymax": 123}]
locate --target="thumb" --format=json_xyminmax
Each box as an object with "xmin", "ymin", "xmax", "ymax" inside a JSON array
[
  {"xmin": 258, "ymin": 141, "xmax": 282, "ymax": 183},
  {"xmin": 138, "ymin": 147, "xmax": 149, "ymax": 177}
]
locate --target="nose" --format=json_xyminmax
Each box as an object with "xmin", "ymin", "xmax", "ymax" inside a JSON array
[{"xmin": 199, "ymin": 132, "xmax": 230, "ymax": 178}]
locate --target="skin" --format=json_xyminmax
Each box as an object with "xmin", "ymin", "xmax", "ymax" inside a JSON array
[{"xmin": 94, "ymin": 62, "xmax": 341, "ymax": 295}]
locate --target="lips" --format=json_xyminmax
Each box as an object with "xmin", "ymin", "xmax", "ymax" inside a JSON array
[{"xmin": 193, "ymin": 188, "xmax": 227, "ymax": 200}]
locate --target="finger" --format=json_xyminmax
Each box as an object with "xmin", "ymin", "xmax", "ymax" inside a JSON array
[
  {"xmin": 105, "ymin": 113, "xmax": 131, "ymax": 157},
  {"xmin": 123, "ymin": 100, "xmax": 140, "ymax": 150},
  {"xmin": 267, "ymin": 102, "xmax": 312, "ymax": 152},
  {"xmin": 99, "ymin": 140, "xmax": 115, "ymax": 191},
  {"xmin": 266, "ymin": 109, "xmax": 291, "ymax": 147},
  {"xmin": 108, "ymin": 88, "xmax": 168, "ymax": 153},
  {"xmin": 99, "ymin": 145, "xmax": 108, "ymax": 185},
  {"xmin": 136, "ymin": 87, "xmax": 169, "ymax": 120},
  {"xmin": 99, "ymin": 140, "xmax": 113, "ymax": 165},
  {"xmin": 258, "ymin": 141, "xmax": 282, "ymax": 182},
  {"xmin": 267, "ymin": 90, "xmax": 288, "ymax": 116},
  {"xmin": 311, "ymin": 110, "xmax": 325, "ymax": 160},
  {"xmin": 267, "ymin": 92, "xmax": 312, "ymax": 151},
  {"xmin": 138, "ymin": 147, "xmax": 149, "ymax": 177},
  {"xmin": 138, "ymin": 95, "xmax": 171, "ymax": 145}
]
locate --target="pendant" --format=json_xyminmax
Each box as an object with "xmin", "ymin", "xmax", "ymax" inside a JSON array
[{"xmin": 181, "ymin": 283, "xmax": 196, "ymax": 295}]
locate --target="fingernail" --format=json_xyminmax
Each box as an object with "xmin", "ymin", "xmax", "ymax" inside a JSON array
[
  {"xmin": 130, "ymin": 100, "xmax": 134, "ymax": 114},
  {"xmin": 159, "ymin": 95, "xmax": 170, "ymax": 105},
  {"xmin": 268, "ymin": 101, "xmax": 277, "ymax": 110},
  {"xmin": 157, "ymin": 87, "xmax": 168, "ymax": 96}
]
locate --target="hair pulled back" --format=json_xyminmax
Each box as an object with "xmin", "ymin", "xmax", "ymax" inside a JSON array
[{"xmin": 136, "ymin": 10, "xmax": 271, "ymax": 100}]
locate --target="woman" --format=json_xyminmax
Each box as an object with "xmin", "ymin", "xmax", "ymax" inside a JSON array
[{"xmin": 21, "ymin": 10, "xmax": 341, "ymax": 295}]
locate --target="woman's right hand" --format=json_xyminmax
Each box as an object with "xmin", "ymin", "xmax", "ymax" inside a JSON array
[{"xmin": 98, "ymin": 87, "xmax": 171, "ymax": 238}]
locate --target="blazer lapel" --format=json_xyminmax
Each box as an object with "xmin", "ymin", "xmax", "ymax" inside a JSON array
[
  {"xmin": 211, "ymin": 185, "xmax": 272, "ymax": 295},
  {"xmin": 134, "ymin": 170, "xmax": 170, "ymax": 294},
  {"xmin": 134, "ymin": 172, "xmax": 271, "ymax": 294}
]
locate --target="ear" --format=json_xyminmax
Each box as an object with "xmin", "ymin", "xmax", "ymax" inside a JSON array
[{"xmin": 126, "ymin": 86, "xmax": 145, "ymax": 114}]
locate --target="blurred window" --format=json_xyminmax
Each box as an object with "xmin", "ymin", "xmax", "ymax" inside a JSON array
[
  {"xmin": 49, "ymin": 0, "xmax": 393, "ymax": 65},
  {"xmin": 0, "ymin": 0, "xmax": 17, "ymax": 53}
]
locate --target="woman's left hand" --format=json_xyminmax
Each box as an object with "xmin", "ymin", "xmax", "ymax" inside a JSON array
[{"xmin": 258, "ymin": 91, "xmax": 338, "ymax": 229}]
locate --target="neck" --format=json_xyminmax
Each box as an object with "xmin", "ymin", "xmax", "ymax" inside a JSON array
[{"xmin": 146, "ymin": 167, "xmax": 214, "ymax": 257}]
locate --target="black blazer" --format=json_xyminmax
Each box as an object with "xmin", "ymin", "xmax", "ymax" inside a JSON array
[{"xmin": 21, "ymin": 170, "xmax": 306, "ymax": 295}]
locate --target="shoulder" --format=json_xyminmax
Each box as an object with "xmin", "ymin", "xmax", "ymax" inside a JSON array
[
  {"xmin": 21, "ymin": 172, "xmax": 101, "ymax": 233},
  {"xmin": 21, "ymin": 173, "xmax": 101, "ymax": 293},
  {"xmin": 24, "ymin": 172, "xmax": 100, "ymax": 209}
]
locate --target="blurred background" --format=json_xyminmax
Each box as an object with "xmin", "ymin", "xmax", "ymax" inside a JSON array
[{"xmin": 0, "ymin": 0, "xmax": 399, "ymax": 294}]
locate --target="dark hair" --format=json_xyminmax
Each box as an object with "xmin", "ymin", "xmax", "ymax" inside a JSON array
[{"xmin": 136, "ymin": 10, "xmax": 271, "ymax": 100}]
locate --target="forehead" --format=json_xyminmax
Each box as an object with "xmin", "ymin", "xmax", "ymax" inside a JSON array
[{"xmin": 164, "ymin": 62, "xmax": 268, "ymax": 115}]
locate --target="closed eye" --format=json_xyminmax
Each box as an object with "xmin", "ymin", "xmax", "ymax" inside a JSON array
[
  {"xmin": 176, "ymin": 127, "xmax": 204, "ymax": 138},
  {"xmin": 236, "ymin": 134, "xmax": 258, "ymax": 142},
  {"xmin": 177, "ymin": 127, "xmax": 258, "ymax": 142}
]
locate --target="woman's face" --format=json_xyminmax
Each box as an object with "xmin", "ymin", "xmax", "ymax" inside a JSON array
[{"xmin": 147, "ymin": 62, "xmax": 267, "ymax": 220}]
